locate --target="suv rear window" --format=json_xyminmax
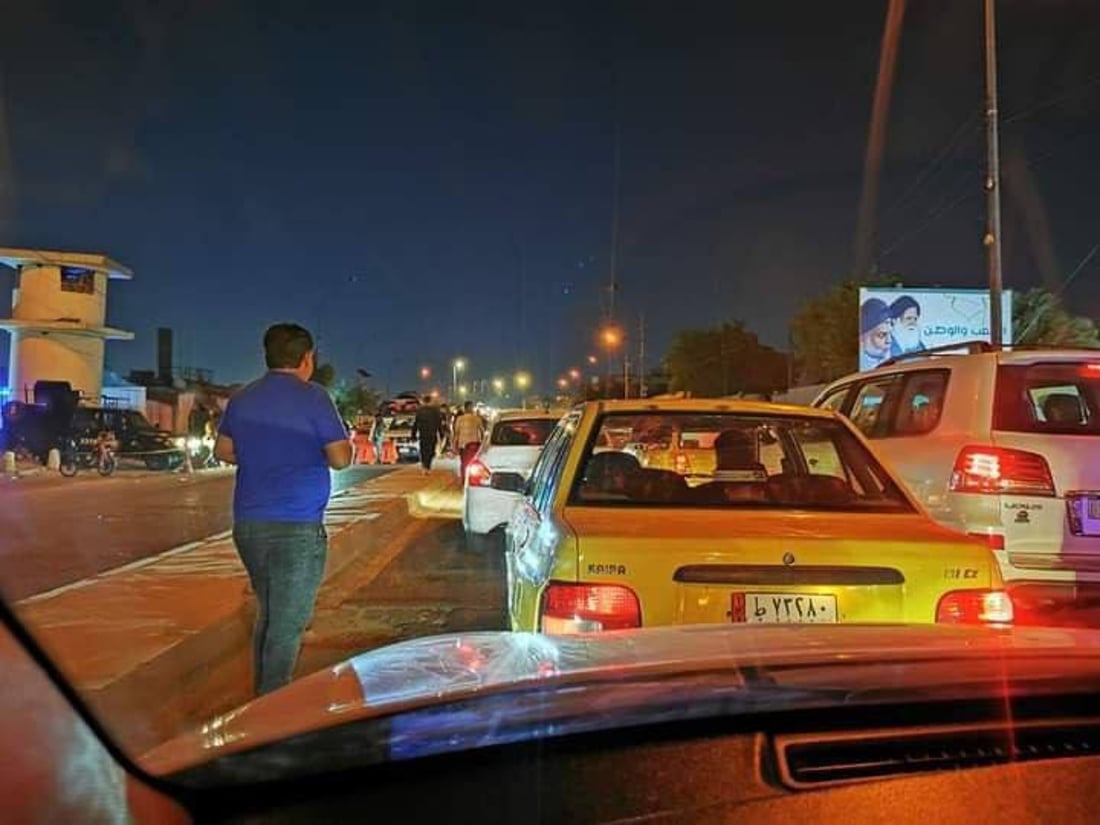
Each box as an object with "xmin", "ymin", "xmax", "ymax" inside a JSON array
[
  {"xmin": 490, "ymin": 418, "xmax": 557, "ymax": 446},
  {"xmin": 994, "ymin": 362, "xmax": 1100, "ymax": 434}
]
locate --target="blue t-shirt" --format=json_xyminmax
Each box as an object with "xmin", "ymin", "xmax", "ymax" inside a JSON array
[{"xmin": 219, "ymin": 372, "xmax": 348, "ymax": 523}]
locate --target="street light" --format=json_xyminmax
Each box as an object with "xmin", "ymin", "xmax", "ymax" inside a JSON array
[
  {"xmin": 514, "ymin": 371, "xmax": 531, "ymax": 390},
  {"xmin": 452, "ymin": 357, "xmax": 466, "ymax": 399},
  {"xmin": 600, "ymin": 324, "xmax": 623, "ymax": 349},
  {"xmin": 419, "ymin": 365, "xmax": 432, "ymax": 381},
  {"xmin": 568, "ymin": 368, "xmax": 581, "ymax": 381},
  {"xmin": 458, "ymin": 384, "xmax": 468, "ymax": 397},
  {"xmin": 556, "ymin": 377, "xmax": 569, "ymax": 391},
  {"xmin": 492, "ymin": 377, "xmax": 505, "ymax": 395},
  {"xmin": 587, "ymin": 354, "xmax": 598, "ymax": 365}
]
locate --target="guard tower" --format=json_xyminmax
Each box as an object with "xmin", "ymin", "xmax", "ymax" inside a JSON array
[{"xmin": 0, "ymin": 248, "xmax": 133, "ymax": 401}]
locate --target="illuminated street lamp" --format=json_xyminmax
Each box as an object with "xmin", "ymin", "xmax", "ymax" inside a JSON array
[
  {"xmin": 452, "ymin": 357, "xmax": 466, "ymax": 399},
  {"xmin": 568, "ymin": 368, "xmax": 581, "ymax": 381},
  {"xmin": 458, "ymin": 384, "xmax": 468, "ymax": 397},
  {"xmin": 600, "ymin": 324, "xmax": 623, "ymax": 349},
  {"xmin": 587, "ymin": 354, "xmax": 598, "ymax": 365},
  {"xmin": 514, "ymin": 371, "xmax": 531, "ymax": 409},
  {"xmin": 492, "ymin": 377, "xmax": 505, "ymax": 395},
  {"xmin": 556, "ymin": 377, "xmax": 569, "ymax": 391}
]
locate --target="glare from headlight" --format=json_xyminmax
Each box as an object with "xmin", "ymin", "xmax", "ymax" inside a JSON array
[
  {"xmin": 186, "ymin": 437, "xmax": 202, "ymax": 451},
  {"xmin": 174, "ymin": 437, "xmax": 186, "ymax": 448}
]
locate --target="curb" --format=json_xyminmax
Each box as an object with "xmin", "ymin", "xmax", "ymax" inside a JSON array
[{"xmin": 20, "ymin": 467, "xmax": 457, "ymax": 755}]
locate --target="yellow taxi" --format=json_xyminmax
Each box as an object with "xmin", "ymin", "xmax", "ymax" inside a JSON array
[{"xmin": 505, "ymin": 399, "xmax": 1012, "ymax": 633}]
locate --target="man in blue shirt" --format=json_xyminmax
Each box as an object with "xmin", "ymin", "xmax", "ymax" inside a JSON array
[{"xmin": 214, "ymin": 323, "xmax": 352, "ymax": 695}]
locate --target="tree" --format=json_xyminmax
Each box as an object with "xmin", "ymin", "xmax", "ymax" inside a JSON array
[
  {"xmin": 332, "ymin": 380, "xmax": 381, "ymax": 422},
  {"xmin": 310, "ymin": 362, "xmax": 336, "ymax": 389},
  {"xmin": 1012, "ymin": 288, "xmax": 1100, "ymax": 347},
  {"xmin": 666, "ymin": 321, "xmax": 788, "ymax": 398}
]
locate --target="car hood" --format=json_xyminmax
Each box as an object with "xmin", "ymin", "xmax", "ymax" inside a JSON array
[{"xmin": 143, "ymin": 624, "xmax": 1100, "ymax": 776}]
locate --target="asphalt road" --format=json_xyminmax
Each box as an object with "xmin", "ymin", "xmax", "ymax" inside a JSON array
[
  {"xmin": 301, "ymin": 517, "xmax": 508, "ymax": 675},
  {"xmin": 0, "ymin": 464, "xmax": 395, "ymax": 602}
]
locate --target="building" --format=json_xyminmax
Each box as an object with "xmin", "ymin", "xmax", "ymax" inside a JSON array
[{"xmin": 0, "ymin": 248, "xmax": 133, "ymax": 402}]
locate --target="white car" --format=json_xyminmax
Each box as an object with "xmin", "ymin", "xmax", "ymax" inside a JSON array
[
  {"xmin": 814, "ymin": 345, "xmax": 1100, "ymax": 624},
  {"xmin": 463, "ymin": 410, "xmax": 561, "ymax": 551}
]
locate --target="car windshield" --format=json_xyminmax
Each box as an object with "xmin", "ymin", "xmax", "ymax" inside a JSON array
[
  {"xmin": 1, "ymin": 1, "xmax": 1099, "ymax": 812},
  {"xmin": 571, "ymin": 412, "xmax": 912, "ymax": 511}
]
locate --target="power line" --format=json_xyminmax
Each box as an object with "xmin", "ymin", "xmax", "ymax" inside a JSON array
[
  {"xmin": 881, "ymin": 107, "xmax": 981, "ymax": 217},
  {"xmin": 1002, "ymin": 69, "xmax": 1100, "ymax": 126}
]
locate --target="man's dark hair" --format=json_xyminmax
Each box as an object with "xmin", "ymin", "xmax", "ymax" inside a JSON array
[
  {"xmin": 463, "ymin": 401, "xmax": 474, "ymax": 412},
  {"xmin": 263, "ymin": 323, "xmax": 314, "ymax": 369},
  {"xmin": 422, "ymin": 394, "xmax": 434, "ymax": 404}
]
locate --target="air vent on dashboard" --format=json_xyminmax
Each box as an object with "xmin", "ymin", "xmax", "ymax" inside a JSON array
[{"xmin": 776, "ymin": 719, "xmax": 1100, "ymax": 788}]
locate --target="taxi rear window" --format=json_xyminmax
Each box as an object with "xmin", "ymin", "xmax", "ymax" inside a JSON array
[{"xmin": 569, "ymin": 412, "xmax": 912, "ymax": 512}]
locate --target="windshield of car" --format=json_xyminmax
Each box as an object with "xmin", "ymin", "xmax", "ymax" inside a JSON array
[
  {"xmin": 570, "ymin": 412, "xmax": 912, "ymax": 511},
  {"xmin": 1, "ymin": 0, "xmax": 1099, "ymax": 804},
  {"xmin": 490, "ymin": 418, "xmax": 556, "ymax": 446}
]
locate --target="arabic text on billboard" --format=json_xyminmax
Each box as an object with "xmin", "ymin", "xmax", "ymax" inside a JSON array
[{"xmin": 858, "ymin": 288, "xmax": 1012, "ymax": 371}]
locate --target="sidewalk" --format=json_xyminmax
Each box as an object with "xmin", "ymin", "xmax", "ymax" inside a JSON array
[{"xmin": 15, "ymin": 465, "xmax": 459, "ymax": 756}]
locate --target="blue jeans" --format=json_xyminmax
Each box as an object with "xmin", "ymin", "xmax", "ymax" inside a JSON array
[{"xmin": 233, "ymin": 521, "xmax": 328, "ymax": 695}]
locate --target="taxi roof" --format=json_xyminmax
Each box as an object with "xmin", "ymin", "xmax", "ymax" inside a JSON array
[{"xmin": 589, "ymin": 398, "xmax": 834, "ymax": 419}]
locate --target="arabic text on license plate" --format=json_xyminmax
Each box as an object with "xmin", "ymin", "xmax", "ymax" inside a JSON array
[
  {"xmin": 1088, "ymin": 498, "xmax": 1100, "ymax": 520},
  {"xmin": 730, "ymin": 592, "xmax": 838, "ymax": 624}
]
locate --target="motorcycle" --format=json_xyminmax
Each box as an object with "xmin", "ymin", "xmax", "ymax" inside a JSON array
[{"xmin": 59, "ymin": 431, "xmax": 118, "ymax": 477}]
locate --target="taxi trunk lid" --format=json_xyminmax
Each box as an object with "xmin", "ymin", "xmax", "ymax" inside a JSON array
[{"xmin": 562, "ymin": 507, "xmax": 994, "ymax": 626}]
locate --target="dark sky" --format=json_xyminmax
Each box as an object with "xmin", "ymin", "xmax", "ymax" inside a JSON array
[{"xmin": 2, "ymin": 0, "xmax": 1100, "ymax": 391}]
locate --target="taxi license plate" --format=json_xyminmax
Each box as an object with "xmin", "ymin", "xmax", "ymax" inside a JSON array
[{"xmin": 731, "ymin": 592, "xmax": 838, "ymax": 624}]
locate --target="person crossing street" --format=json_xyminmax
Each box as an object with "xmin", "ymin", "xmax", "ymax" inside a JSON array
[
  {"xmin": 411, "ymin": 395, "xmax": 446, "ymax": 473},
  {"xmin": 453, "ymin": 401, "xmax": 485, "ymax": 480}
]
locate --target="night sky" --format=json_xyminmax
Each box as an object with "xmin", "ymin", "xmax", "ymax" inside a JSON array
[{"xmin": 2, "ymin": 0, "xmax": 1100, "ymax": 392}]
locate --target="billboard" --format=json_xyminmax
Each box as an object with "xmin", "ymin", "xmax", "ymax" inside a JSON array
[{"xmin": 858, "ymin": 287, "xmax": 1012, "ymax": 371}]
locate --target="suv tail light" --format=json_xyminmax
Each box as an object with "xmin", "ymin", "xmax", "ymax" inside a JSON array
[
  {"xmin": 540, "ymin": 582, "xmax": 641, "ymax": 634},
  {"xmin": 465, "ymin": 459, "xmax": 491, "ymax": 487},
  {"xmin": 936, "ymin": 589, "xmax": 1013, "ymax": 624},
  {"xmin": 949, "ymin": 445, "xmax": 1055, "ymax": 497}
]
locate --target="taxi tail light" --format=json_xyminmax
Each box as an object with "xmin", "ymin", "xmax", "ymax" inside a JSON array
[
  {"xmin": 540, "ymin": 582, "xmax": 641, "ymax": 634},
  {"xmin": 465, "ymin": 459, "xmax": 492, "ymax": 487},
  {"xmin": 936, "ymin": 589, "xmax": 1014, "ymax": 625},
  {"xmin": 949, "ymin": 445, "xmax": 1055, "ymax": 497},
  {"xmin": 967, "ymin": 532, "xmax": 1005, "ymax": 551}
]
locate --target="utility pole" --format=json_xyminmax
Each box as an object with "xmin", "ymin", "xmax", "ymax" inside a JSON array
[
  {"xmin": 623, "ymin": 353, "xmax": 630, "ymax": 400},
  {"xmin": 638, "ymin": 312, "xmax": 647, "ymax": 398},
  {"xmin": 984, "ymin": 0, "xmax": 1005, "ymax": 347}
]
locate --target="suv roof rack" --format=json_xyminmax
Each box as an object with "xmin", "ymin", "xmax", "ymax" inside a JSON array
[{"xmin": 878, "ymin": 340, "xmax": 993, "ymax": 368}]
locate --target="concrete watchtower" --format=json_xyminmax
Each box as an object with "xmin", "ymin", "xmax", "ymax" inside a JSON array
[{"xmin": 0, "ymin": 248, "xmax": 133, "ymax": 401}]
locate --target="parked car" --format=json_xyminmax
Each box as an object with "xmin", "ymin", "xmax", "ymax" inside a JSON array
[
  {"xmin": 71, "ymin": 407, "xmax": 185, "ymax": 470},
  {"xmin": 505, "ymin": 399, "xmax": 1009, "ymax": 634},
  {"xmin": 463, "ymin": 410, "xmax": 561, "ymax": 551},
  {"xmin": 813, "ymin": 344, "xmax": 1100, "ymax": 624}
]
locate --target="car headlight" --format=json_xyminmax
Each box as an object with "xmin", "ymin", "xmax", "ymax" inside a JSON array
[
  {"xmin": 186, "ymin": 437, "xmax": 202, "ymax": 451},
  {"xmin": 173, "ymin": 437, "xmax": 186, "ymax": 448}
]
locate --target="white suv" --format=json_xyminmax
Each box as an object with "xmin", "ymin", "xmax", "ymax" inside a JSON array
[
  {"xmin": 814, "ymin": 347, "xmax": 1100, "ymax": 624},
  {"xmin": 463, "ymin": 410, "xmax": 561, "ymax": 551}
]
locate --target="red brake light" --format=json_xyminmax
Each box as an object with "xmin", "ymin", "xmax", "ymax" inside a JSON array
[
  {"xmin": 967, "ymin": 531, "xmax": 1006, "ymax": 551},
  {"xmin": 465, "ymin": 459, "xmax": 491, "ymax": 487},
  {"xmin": 936, "ymin": 589, "xmax": 1014, "ymax": 625},
  {"xmin": 949, "ymin": 445, "xmax": 1055, "ymax": 497},
  {"xmin": 540, "ymin": 582, "xmax": 641, "ymax": 633}
]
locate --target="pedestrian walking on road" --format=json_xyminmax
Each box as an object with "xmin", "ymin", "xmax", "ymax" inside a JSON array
[
  {"xmin": 370, "ymin": 409, "xmax": 388, "ymax": 464},
  {"xmin": 453, "ymin": 401, "xmax": 485, "ymax": 480},
  {"xmin": 214, "ymin": 323, "xmax": 353, "ymax": 696},
  {"xmin": 411, "ymin": 394, "xmax": 445, "ymax": 473}
]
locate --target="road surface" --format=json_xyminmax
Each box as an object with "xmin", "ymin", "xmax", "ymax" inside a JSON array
[{"xmin": 0, "ymin": 465, "xmax": 394, "ymax": 601}]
